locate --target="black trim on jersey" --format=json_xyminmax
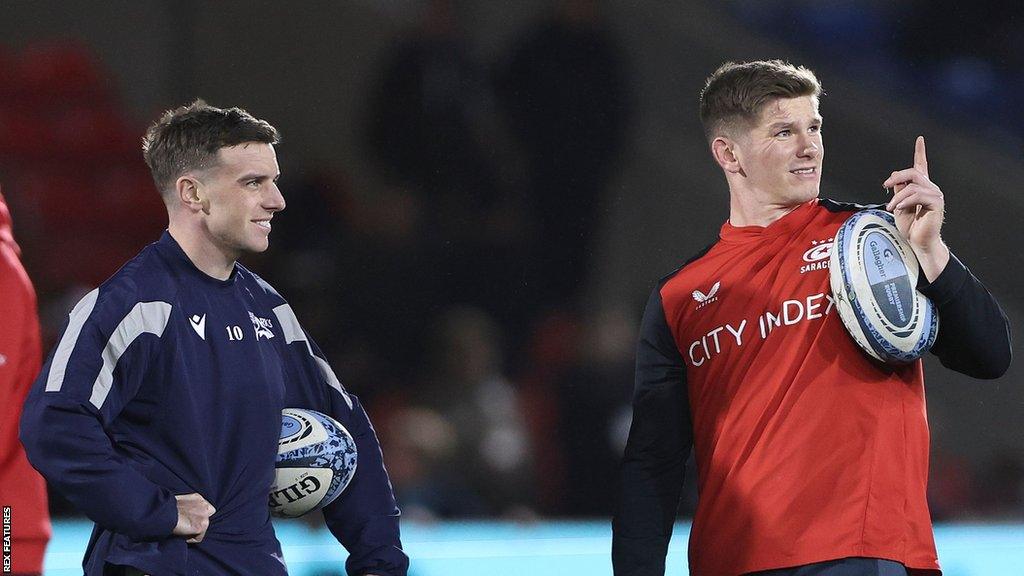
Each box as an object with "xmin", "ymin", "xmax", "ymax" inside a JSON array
[
  {"xmin": 613, "ymin": 280, "xmax": 695, "ymax": 576},
  {"xmin": 817, "ymin": 197, "xmax": 884, "ymax": 214}
]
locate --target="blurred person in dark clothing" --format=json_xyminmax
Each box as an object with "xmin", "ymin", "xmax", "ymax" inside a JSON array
[
  {"xmin": 553, "ymin": 308, "xmax": 636, "ymax": 516},
  {"xmin": 365, "ymin": 0, "xmax": 529, "ymax": 330},
  {"xmin": 974, "ymin": 452, "xmax": 1024, "ymax": 518},
  {"xmin": 497, "ymin": 0, "xmax": 631, "ymax": 306},
  {"xmin": 366, "ymin": 0, "xmax": 495, "ymax": 205},
  {"xmin": 0, "ymin": 189, "xmax": 50, "ymax": 575}
]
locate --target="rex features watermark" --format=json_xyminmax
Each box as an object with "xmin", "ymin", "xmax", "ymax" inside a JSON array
[{"xmin": 3, "ymin": 505, "xmax": 11, "ymax": 574}]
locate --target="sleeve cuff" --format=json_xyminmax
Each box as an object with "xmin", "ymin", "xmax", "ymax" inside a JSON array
[{"xmin": 918, "ymin": 252, "xmax": 968, "ymax": 307}]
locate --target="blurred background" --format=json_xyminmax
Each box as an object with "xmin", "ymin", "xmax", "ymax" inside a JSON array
[{"xmin": 1, "ymin": 0, "xmax": 1022, "ymax": 574}]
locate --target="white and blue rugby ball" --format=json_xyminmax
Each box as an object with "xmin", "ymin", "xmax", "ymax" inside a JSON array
[
  {"xmin": 270, "ymin": 408, "xmax": 357, "ymax": 518},
  {"xmin": 829, "ymin": 209, "xmax": 939, "ymax": 364}
]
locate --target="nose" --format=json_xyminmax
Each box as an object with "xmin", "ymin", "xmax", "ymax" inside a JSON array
[
  {"xmin": 798, "ymin": 135, "xmax": 819, "ymax": 159},
  {"xmin": 264, "ymin": 182, "xmax": 286, "ymax": 212}
]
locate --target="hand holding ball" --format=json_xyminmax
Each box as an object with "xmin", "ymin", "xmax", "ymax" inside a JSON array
[{"xmin": 270, "ymin": 408, "xmax": 357, "ymax": 518}]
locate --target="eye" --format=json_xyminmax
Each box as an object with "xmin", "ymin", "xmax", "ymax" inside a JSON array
[
  {"xmin": 810, "ymin": 125, "xmax": 822, "ymax": 134},
  {"xmin": 776, "ymin": 130, "xmax": 791, "ymax": 138},
  {"xmin": 247, "ymin": 179, "xmax": 261, "ymax": 188}
]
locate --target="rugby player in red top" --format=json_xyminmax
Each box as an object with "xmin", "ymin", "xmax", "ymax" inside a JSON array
[
  {"xmin": 0, "ymin": 189, "xmax": 50, "ymax": 576},
  {"xmin": 612, "ymin": 60, "xmax": 1011, "ymax": 576}
]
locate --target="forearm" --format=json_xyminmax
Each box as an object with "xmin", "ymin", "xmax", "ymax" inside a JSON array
[
  {"xmin": 920, "ymin": 252, "xmax": 1011, "ymax": 378},
  {"xmin": 322, "ymin": 395, "xmax": 408, "ymax": 576},
  {"xmin": 20, "ymin": 398, "xmax": 178, "ymax": 540},
  {"xmin": 612, "ymin": 286, "xmax": 693, "ymax": 575},
  {"xmin": 613, "ymin": 445, "xmax": 687, "ymax": 576}
]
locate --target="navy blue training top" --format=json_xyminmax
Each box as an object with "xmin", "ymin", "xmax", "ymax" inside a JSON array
[{"xmin": 20, "ymin": 231, "xmax": 408, "ymax": 576}]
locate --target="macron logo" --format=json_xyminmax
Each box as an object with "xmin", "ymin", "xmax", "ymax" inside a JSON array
[
  {"xmin": 189, "ymin": 314, "xmax": 206, "ymax": 340},
  {"xmin": 693, "ymin": 281, "xmax": 721, "ymax": 309}
]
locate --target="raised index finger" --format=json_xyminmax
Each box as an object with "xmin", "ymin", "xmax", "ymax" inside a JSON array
[{"xmin": 914, "ymin": 135, "xmax": 928, "ymax": 177}]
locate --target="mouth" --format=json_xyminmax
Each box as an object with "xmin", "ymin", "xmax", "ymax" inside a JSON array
[
  {"xmin": 252, "ymin": 219, "xmax": 272, "ymax": 231},
  {"xmin": 790, "ymin": 167, "xmax": 819, "ymax": 179}
]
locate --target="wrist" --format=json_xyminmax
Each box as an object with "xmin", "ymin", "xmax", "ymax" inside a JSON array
[
  {"xmin": 911, "ymin": 237, "xmax": 947, "ymax": 257},
  {"xmin": 912, "ymin": 240, "xmax": 950, "ymax": 283}
]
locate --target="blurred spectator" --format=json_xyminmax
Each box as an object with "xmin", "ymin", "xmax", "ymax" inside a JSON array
[
  {"xmin": 551, "ymin": 307, "xmax": 636, "ymax": 515},
  {"xmin": 377, "ymin": 402, "xmax": 480, "ymax": 521},
  {"xmin": 497, "ymin": 0, "xmax": 631, "ymax": 306},
  {"xmin": 333, "ymin": 183, "xmax": 445, "ymax": 393},
  {"xmin": 0, "ymin": 189, "xmax": 50, "ymax": 574},
  {"xmin": 0, "ymin": 41, "xmax": 163, "ymax": 351},
  {"xmin": 408, "ymin": 305, "xmax": 538, "ymax": 517},
  {"xmin": 927, "ymin": 449, "xmax": 976, "ymax": 520},
  {"xmin": 364, "ymin": 0, "xmax": 530, "ymax": 332},
  {"xmin": 517, "ymin": 310, "xmax": 580, "ymax": 513},
  {"xmin": 974, "ymin": 452, "xmax": 1024, "ymax": 519}
]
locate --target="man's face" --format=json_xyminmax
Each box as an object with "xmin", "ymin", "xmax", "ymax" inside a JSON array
[
  {"xmin": 195, "ymin": 142, "xmax": 284, "ymax": 259},
  {"xmin": 732, "ymin": 95, "xmax": 823, "ymax": 205}
]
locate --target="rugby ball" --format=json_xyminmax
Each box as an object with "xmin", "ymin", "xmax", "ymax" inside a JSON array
[
  {"xmin": 829, "ymin": 209, "xmax": 939, "ymax": 364},
  {"xmin": 270, "ymin": 408, "xmax": 357, "ymax": 518}
]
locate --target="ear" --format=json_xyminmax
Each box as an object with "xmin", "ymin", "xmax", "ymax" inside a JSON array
[
  {"xmin": 175, "ymin": 175, "xmax": 210, "ymax": 215},
  {"xmin": 711, "ymin": 136, "xmax": 742, "ymax": 174}
]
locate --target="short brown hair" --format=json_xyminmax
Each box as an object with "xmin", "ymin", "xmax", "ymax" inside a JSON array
[
  {"xmin": 699, "ymin": 60, "xmax": 822, "ymax": 141},
  {"xmin": 142, "ymin": 99, "xmax": 280, "ymax": 197}
]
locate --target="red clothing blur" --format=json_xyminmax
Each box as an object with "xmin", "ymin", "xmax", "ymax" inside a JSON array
[
  {"xmin": 0, "ymin": 190, "xmax": 50, "ymax": 573},
  {"xmin": 661, "ymin": 199, "xmax": 937, "ymax": 574}
]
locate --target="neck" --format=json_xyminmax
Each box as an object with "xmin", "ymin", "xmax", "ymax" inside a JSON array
[
  {"xmin": 167, "ymin": 220, "xmax": 236, "ymax": 281},
  {"xmin": 728, "ymin": 189, "xmax": 806, "ymax": 228}
]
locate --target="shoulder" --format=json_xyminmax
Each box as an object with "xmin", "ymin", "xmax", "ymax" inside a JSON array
[
  {"xmin": 74, "ymin": 242, "xmax": 178, "ymax": 329},
  {"xmin": 236, "ymin": 265, "xmax": 287, "ymax": 306},
  {"xmin": 656, "ymin": 240, "xmax": 721, "ymax": 291}
]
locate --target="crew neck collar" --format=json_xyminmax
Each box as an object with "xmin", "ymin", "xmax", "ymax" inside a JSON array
[
  {"xmin": 719, "ymin": 198, "xmax": 819, "ymax": 243},
  {"xmin": 157, "ymin": 230, "xmax": 238, "ymax": 288}
]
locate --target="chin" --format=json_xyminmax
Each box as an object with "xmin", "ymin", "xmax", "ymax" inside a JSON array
[
  {"xmin": 243, "ymin": 238, "xmax": 271, "ymax": 254},
  {"xmin": 792, "ymin": 186, "xmax": 819, "ymax": 203}
]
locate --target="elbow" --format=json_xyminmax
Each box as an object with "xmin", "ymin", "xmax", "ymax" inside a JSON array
[
  {"xmin": 17, "ymin": 408, "xmax": 43, "ymax": 471},
  {"xmin": 979, "ymin": 345, "xmax": 1012, "ymax": 379},
  {"xmin": 964, "ymin": 342, "xmax": 1012, "ymax": 380},
  {"xmin": 983, "ymin": 323, "xmax": 1013, "ymax": 379}
]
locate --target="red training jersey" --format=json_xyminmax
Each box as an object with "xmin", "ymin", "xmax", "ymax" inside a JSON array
[
  {"xmin": 614, "ymin": 198, "xmax": 1010, "ymax": 576},
  {"xmin": 0, "ymin": 190, "xmax": 50, "ymax": 573}
]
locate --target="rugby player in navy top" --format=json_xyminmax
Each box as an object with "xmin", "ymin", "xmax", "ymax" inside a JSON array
[{"xmin": 20, "ymin": 101, "xmax": 407, "ymax": 576}]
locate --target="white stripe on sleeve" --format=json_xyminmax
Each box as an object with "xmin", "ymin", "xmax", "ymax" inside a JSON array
[
  {"xmin": 272, "ymin": 303, "xmax": 353, "ymax": 409},
  {"xmin": 46, "ymin": 288, "xmax": 100, "ymax": 392},
  {"xmin": 89, "ymin": 301, "xmax": 173, "ymax": 409}
]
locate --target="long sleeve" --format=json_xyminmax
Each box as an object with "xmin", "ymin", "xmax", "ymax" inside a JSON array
[
  {"xmin": 613, "ymin": 286, "xmax": 693, "ymax": 576},
  {"xmin": 273, "ymin": 303, "xmax": 408, "ymax": 576},
  {"xmin": 919, "ymin": 252, "xmax": 1011, "ymax": 379},
  {"xmin": 19, "ymin": 285, "xmax": 179, "ymax": 541}
]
